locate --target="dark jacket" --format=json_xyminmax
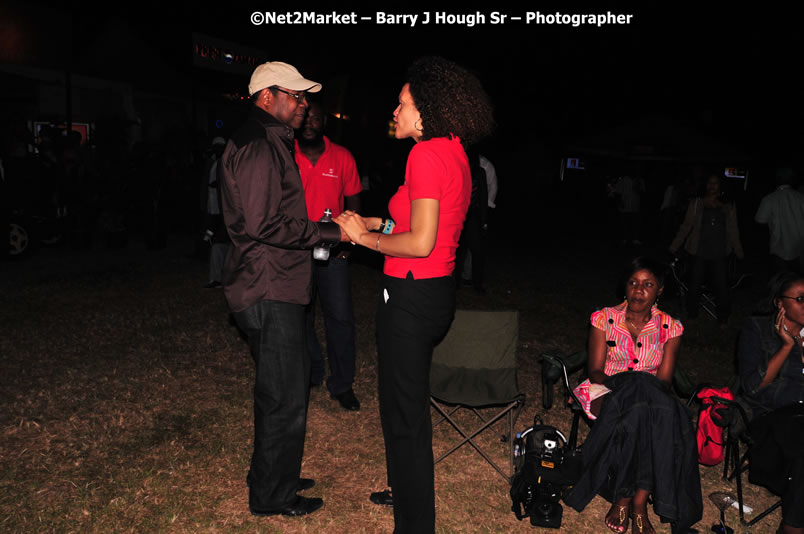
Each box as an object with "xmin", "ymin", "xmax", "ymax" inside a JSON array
[
  {"xmin": 219, "ymin": 107, "xmax": 340, "ymax": 312},
  {"xmin": 738, "ymin": 315, "xmax": 804, "ymax": 414}
]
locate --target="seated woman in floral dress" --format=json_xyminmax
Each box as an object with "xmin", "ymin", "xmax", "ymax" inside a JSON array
[{"xmin": 565, "ymin": 257, "xmax": 702, "ymax": 534}]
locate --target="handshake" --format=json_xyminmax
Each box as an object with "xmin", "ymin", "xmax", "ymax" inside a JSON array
[{"xmin": 333, "ymin": 211, "xmax": 383, "ymax": 248}]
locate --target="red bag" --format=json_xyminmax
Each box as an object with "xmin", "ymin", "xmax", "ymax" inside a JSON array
[{"xmin": 696, "ymin": 386, "xmax": 735, "ymax": 466}]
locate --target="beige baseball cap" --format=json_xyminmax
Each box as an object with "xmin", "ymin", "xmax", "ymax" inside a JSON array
[{"xmin": 248, "ymin": 61, "xmax": 322, "ymax": 96}]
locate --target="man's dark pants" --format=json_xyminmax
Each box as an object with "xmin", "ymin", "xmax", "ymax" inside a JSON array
[
  {"xmin": 234, "ymin": 299, "xmax": 309, "ymax": 511},
  {"xmin": 306, "ymin": 256, "xmax": 357, "ymax": 395}
]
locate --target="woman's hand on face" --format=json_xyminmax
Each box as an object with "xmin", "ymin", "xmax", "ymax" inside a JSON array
[{"xmin": 775, "ymin": 307, "xmax": 796, "ymax": 345}]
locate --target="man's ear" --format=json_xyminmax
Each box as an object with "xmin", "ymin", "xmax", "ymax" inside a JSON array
[{"xmin": 256, "ymin": 89, "xmax": 272, "ymax": 111}]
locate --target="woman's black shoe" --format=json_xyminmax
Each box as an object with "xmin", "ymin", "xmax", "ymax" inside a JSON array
[{"xmin": 369, "ymin": 489, "xmax": 393, "ymax": 506}]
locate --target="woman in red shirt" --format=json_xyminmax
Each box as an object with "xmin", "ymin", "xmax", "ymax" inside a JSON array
[{"xmin": 336, "ymin": 56, "xmax": 493, "ymax": 534}]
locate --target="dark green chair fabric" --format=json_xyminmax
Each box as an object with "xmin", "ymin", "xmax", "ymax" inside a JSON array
[
  {"xmin": 430, "ymin": 310, "xmax": 524, "ymax": 481},
  {"xmin": 430, "ymin": 309, "xmax": 521, "ymax": 405}
]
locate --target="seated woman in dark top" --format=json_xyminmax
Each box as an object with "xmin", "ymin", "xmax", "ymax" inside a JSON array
[
  {"xmin": 564, "ymin": 257, "xmax": 702, "ymax": 534},
  {"xmin": 738, "ymin": 272, "xmax": 804, "ymax": 534}
]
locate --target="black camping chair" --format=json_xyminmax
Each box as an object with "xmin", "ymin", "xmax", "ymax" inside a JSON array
[
  {"xmin": 539, "ymin": 352, "xmax": 589, "ymax": 450},
  {"xmin": 430, "ymin": 309, "xmax": 525, "ymax": 482},
  {"xmin": 668, "ymin": 255, "xmax": 751, "ymax": 321},
  {"xmin": 542, "ymin": 349, "xmax": 699, "ymax": 411},
  {"xmin": 687, "ymin": 389, "xmax": 783, "ymax": 527}
]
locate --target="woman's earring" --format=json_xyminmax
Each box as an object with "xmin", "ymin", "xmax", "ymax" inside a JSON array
[{"xmin": 414, "ymin": 118, "xmax": 423, "ymax": 132}]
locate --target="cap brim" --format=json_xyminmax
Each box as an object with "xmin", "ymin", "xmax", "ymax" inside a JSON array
[{"xmin": 282, "ymin": 78, "xmax": 322, "ymax": 93}]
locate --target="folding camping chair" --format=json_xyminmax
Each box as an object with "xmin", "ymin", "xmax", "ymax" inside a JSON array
[
  {"xmin": 539, "ymin": 352, "xmax": 589, "ymax": 450},
  {"xmin": 689, "ymin": 393, "xmax": 785, "ymax": 528},
  {"xmin": 540, "ymin": 349, "xmax": 699, "ymax": 449},
  {"xmin": 669, "ymin": 255, "xmax": 751, "ymax": 321},
  {"xmin": 430, "ymin": 309, "xmax": 525, "ymax": 482},
  {"xmin": 539, "ymin": 350, "xmax": 700, "ymax": 405}
]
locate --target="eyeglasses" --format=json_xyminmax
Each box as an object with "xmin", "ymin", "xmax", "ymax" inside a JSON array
[
  {"xmin": 780, "ymin": 295, "xmax": 804, "ymax": 304},
  {"xmin": 274, "ymin": 88, "xmax": 307, "ymax": 102}
]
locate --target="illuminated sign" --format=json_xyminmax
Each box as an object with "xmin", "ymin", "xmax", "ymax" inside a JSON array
[
  {"xmin": 192, "ymin": 33, "xmax": 267, "ymax": 75},
  {"xmin": 566, "ymin": 157, "xmax": 585, "ymax": 170},
  {"xmin": 724, "ymin": 167, "xmax": 747, "ymax": 179},
  {"xmin": 33, "ymin": 121, "xmax": 92, "ymax": 145}
]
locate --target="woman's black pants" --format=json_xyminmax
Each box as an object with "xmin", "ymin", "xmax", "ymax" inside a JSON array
[{"xmin": 376, "ymin": 273, "xmax": 455, "ymax": 534}]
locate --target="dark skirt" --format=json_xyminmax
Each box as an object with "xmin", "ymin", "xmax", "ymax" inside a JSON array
[
  {"xmin": 564, "ymin": 372, "xmax": 703, "ymax": 530},
  {"xmin": 748, "ymin": 402, "xmax": 804, "ymax": 527}
]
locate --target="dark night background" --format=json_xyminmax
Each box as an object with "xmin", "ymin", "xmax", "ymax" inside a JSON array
[{"xmin": 1, "ymin": 2, "xmax": 801, "ymax": 256}]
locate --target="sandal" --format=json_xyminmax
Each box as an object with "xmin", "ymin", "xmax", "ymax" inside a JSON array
[
  {"xmin": 605, "ymin": 499, "xmax": 631, "ymax": 533},
  {"xmin": 631, "ymin": 511, "xmax": 656, "ymax": 534}
]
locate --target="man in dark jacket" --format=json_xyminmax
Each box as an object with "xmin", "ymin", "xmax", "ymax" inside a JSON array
[{"xmin": 219, "ymin": 61, "xmax": 342, "ymax": 517}]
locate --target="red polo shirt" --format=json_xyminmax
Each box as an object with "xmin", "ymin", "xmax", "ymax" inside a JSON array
[
  {"xmin": 295, "ymin": 136, "xmax": 362, "ymax": 220},
  {"xmin": 383, "ymin": 136, "xmax": 471, "ymax": 279}
]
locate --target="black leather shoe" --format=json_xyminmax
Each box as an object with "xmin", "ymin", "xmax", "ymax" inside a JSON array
[
  {"xmin": 251, "ymin": 496, "xmax": 324, "ymax": 517},
  {"xmin": 369, "ymin": 489, "xmax": 393, "ymax": 506},
  {"xmin": 331, "ymin": 389, "xmax": 360, "ymax": 411}
]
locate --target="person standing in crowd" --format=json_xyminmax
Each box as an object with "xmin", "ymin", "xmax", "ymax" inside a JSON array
[
  {"xmin": 670, "ymin": 174, "xmax": 744, "ymax": 325},
  {"xmin": 609, "ymin": 174, "xmax": 645, "ymax": 246},
  {"xmin": 755, "ymin": 168, "xmax": 804, "ymax": 275},
  {"xmin": 219, "ymin": 61, "xmax": 344, "ymax": 518},
  {"xmin": 457, "ymin": 153, "xmax": 497, "ymax": 291},
  {"xmin": 202, "ymin": 136, "xmax": 229, "ymax": 288},
  {"xmin": 480, "ymin": 154, "xmax": 498, "ymax": 214},
  {"xmin": 295, "ymin": 101, "xmax": 362, "ymax": 411},
  {"xmin": 454, "ymin": 148, "xmax": 488, "ymax": 293},
  {"xmin": 336, "ymin": 56, "xmax": 494, "ymax": 534}
]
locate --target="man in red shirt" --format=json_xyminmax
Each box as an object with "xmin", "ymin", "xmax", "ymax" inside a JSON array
[{"xmin": 295, "ymin": 101, "xmax": 363, "ymax": 411}]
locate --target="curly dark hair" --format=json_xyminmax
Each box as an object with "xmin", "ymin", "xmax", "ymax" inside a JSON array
[{"xmin": 405, "ymin": 56, "xmax": 494, "ymax": 146}]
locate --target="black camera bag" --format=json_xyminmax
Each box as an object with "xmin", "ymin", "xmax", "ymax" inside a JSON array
[{"xmin": 510, "ymin": 418, "xmax": 583, "ymax": 528}]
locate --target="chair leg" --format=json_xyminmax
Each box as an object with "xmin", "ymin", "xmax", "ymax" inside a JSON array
[
  {"xmin": 431, "ymin": 400, "xmax": 520, "ymax": 481},
  {"xmin": 743, "ymin": 500, "xmax": 783, "ymax": 527},
  {"xmin": 701, "ymin": 291, "xmax": 718, "ymax": 320},
  {"xmin": 722, "ymin": 438, "xmax": 732, "ymax": 481},
  {"xmin": 542, "ymin": 358, "xmax": 555, "ymax": 410},
  {"xmin": 432, "ymin": 404, "xmax": 462, "ymax": 429},
  {"xmin": 568, "ymin": 410, "xmax": 581, "ymax": 451},
  {"xmin": 733, "ymin": 437, "xmax": 746, "ymax": 524}
]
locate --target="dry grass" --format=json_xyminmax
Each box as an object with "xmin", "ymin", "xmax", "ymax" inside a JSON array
[{"xmin": 0, "ymin": 239, "xmax": 782, "ymax": 533}]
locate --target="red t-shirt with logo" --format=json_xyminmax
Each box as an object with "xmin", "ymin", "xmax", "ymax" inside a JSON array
[
  {"xmin": 384, "ymin": 136, "xmax": 471, "ymax": 279},
  {"xmin": 295, "ymin": 136, "xmax": 362, "ymax": 220}
]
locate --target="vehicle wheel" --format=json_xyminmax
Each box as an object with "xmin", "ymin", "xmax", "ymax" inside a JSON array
[{"xmin": 8, "ymin": 221, "xmax": 35, "ymax": 258}]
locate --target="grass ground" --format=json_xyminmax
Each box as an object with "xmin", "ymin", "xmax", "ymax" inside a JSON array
[{"xmin": 0, "ymin": 235, "xmax": 782, "ymax": 533}]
